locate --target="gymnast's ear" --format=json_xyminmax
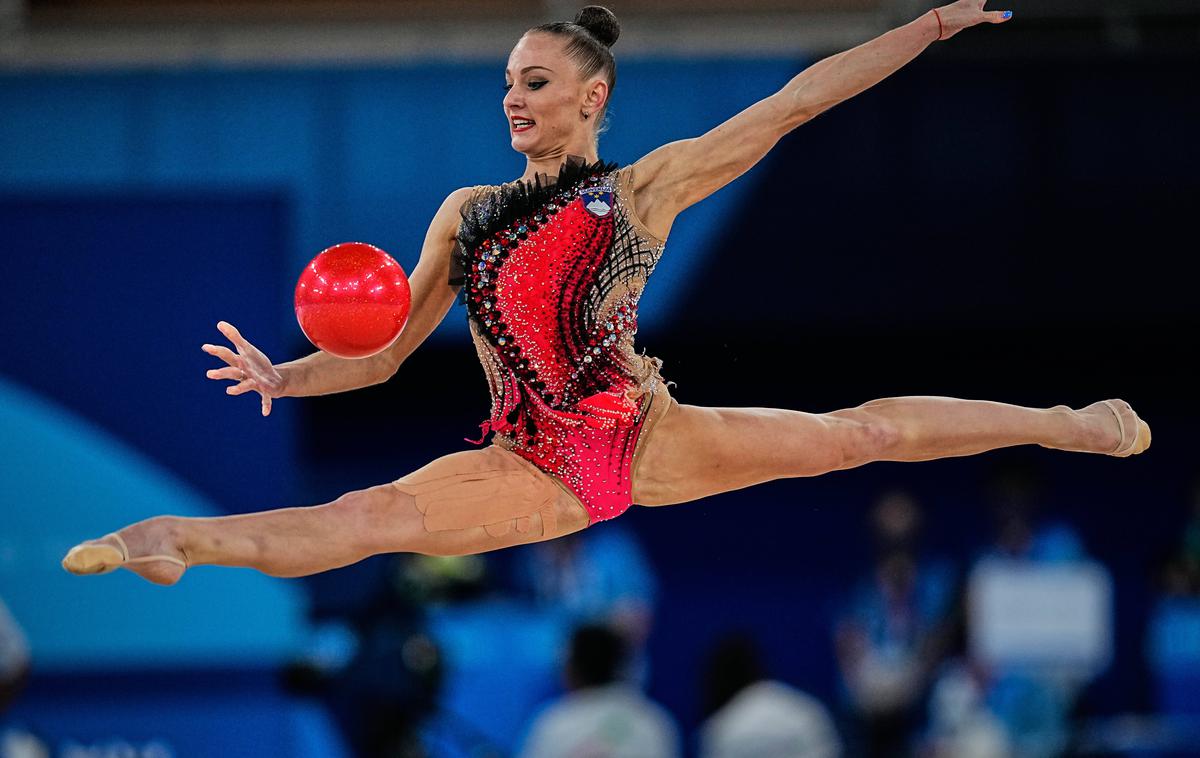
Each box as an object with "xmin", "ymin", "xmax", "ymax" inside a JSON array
[{"xmin": 581, "ymin": 78, "xmax": 609, "ymax": 115}]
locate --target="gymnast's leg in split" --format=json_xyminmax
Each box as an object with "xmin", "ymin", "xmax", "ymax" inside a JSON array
[
  {"xmin": 61, "ymin": 386, "xmax": 1148, "ymax": 586},
  {"xmin": 627, "ymin": 391, "xmax": 1149, "ymax": 508}
]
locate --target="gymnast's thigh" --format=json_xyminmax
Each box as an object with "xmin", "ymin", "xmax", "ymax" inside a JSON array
[
  {"xmin": 389, "ymin": 445, "xmax": 591, "ymax": 556},
  {"xmin": 630, "ymin": 397, "xmax": 862, "ymax": 507}
]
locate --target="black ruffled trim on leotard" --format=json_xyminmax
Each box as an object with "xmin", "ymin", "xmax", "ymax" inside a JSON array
[{"xmin": 448, "ymin": 155, "xmax": 619, "ymax": 302}]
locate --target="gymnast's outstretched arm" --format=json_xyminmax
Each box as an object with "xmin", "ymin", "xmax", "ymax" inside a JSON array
[
  {"xmin": 202, "ymin": 186, "xmax": 473, "ymax": 414},
  {"xmin": 624, "ymin": 0, "xmax": 1011, "ymax": 240}
]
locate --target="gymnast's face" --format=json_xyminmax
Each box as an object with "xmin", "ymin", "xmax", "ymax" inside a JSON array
[{"xmin": 504, "ymin": 33, "xmax": 607, "ymax": 157}]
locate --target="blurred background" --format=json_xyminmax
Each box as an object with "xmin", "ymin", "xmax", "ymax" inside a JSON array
[{"xmin": 1, "ymin": 0, "xmax": 1198, "ymax": 756}]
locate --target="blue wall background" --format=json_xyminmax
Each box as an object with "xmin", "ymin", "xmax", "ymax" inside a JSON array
[{"xmin": 2, "ymin": 49, "xmax": 1198, "ymax": 756}]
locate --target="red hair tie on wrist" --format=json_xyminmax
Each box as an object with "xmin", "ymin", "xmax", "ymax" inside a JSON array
[{"xmin": 932, "ymin": 8, "xmax": 944, "ymax": 40}]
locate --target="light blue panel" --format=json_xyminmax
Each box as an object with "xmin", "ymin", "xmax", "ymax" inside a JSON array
[
  {"xmin": 0, "ymin": 376, "xmax": 309, "ymax": 672},
  {"xmin": 134, "ymin": 73, "xmax": 221, "ymax": 179},
  {"xmin": 141, "ymin": 71, "xmax": 322, "ymax": 185},
  {"xmin": 140, "ymin": 70, "xmax": 325, "ymax": 306},
  {"xmin": 0, "ymin": 74, "xmax": 135, "ymax": 184},
  {"xmin": 210, "ymin": 72, "xmax": 324, "ymax": 184}
]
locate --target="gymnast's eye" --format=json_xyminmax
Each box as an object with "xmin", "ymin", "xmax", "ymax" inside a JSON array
[{"xmin": 528, "ymin": 80, "xmax": 547, "ymax": 89}]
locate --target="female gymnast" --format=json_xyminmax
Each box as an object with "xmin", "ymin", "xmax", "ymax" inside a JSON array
[{"xmin": 63, "ymin": 2, "xmax": 1150, "ymax": 586}]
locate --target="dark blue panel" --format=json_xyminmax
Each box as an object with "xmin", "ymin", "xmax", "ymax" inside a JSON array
[{"xmin": 0, "ymin": 193, "xmax": 297, "ymax": 512}]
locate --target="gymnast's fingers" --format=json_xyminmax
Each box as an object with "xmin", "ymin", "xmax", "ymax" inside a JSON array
[
  {"xmin": 987, "ymin": 9, "xmax": 1012, "ymax": 23},
  {"xmin": 226, "ymin": 379, "xmax": 255, "ymax": 396},
  {"xmin": 206, "ymin": 366, "xmax": 244, "ymax": 381},
  {"xmin": 202, "ymin": 343, "xmax": 240, "ymax": 366},
  {"xmin": 262, "ymin": 396, "xmax": 272, "ymax": 417},
  {"xmin": 217, "ymin": 321, "xmax": 252, "ymax": 351}
]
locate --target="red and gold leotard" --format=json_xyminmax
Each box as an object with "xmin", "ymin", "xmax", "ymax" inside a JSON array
[{"xmin": 450, "ymin": 156, "xmax": 671, "ymax": 525}]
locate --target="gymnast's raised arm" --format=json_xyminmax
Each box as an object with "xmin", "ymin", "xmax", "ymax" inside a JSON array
[
  {"xmin": 625, "ymin": 0, "xmax": 1011, "ymax": 241},
  {"xmin": 202, "ymin": 186, "xmax": 474, "ymax": 416}
]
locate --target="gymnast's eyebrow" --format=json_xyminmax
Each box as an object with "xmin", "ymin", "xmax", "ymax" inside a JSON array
[{"xmin": 505, "ymin": 66, "xmax": 555, "ymax": 75}]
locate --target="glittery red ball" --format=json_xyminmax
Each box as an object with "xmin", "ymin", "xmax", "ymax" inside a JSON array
[{"xmin": 294, "ymin": 242, "xmax": 411, "ymax": 359}]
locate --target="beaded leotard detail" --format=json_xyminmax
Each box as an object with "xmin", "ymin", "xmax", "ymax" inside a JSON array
[{"xmin": 450, "ymin": 156, "xmax": 668, "ymax": 525}]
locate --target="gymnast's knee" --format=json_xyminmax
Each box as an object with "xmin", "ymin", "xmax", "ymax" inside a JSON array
[
  {"xmin": 330, "ymin": 484, "xmax": 422, "ymax": 556},
  {"xmin": 825, "ymin": 409, "xmax": 902, "ymax": 468}
]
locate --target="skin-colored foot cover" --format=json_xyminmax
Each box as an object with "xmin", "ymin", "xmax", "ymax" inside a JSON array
[
  {"xmin": 1103, "ymin": 400, "xmax": 1151, "ymax": 457},
  {"xmin": 61, "ymin": 532, "xmax": 188, "ymax": 576}
]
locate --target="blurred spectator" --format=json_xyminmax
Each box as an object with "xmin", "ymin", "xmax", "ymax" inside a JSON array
[
  {"xmin": 982, "ymin": 465, "xmax": 1086, "ymax": 758},
  {"xmin": 834, "ymin": 490, "xmax": 958, "ymax": 757},
  {"xmin": 0, "ymin": 730, "xmax": 48, "ymax": 758},
  {"xmin": 285, "ymin": 555, "xmax": 443, "ymax": 758},
  {"xmin": 514, "ymin": 523, "xmax": 658, "ymax": 682},
  {"xmin": 518, "ymin": 623, "xmax": 680, "ymax": 758},
  {"xmin": 1159, "ymin": 476, "xmax": 1200, "ymax": 596},
  {"xmin": 0, "ymin": 597, "xmax": 44, "ymax": 758},
  {"xmin": 922, "ymin": 661, "xmax": 1011, "ymax": 758},
  {"xmin": 1183, "ymin": 478, "xmax": 1200, "ymax": 581},
  {"xmin": 0, "ymin": 598, "xmax": 29, "ymax": 715},
  {"xmin": 1146, "ymin": 477, "xmax": 1200, "ymax": 717},
  {"xmin": 946, "ymin": 463, "xmax": 1103, "ymax": 758},
  {"xmin": 978, "ymin": 465, "xmax": 1084, "ymax": 565},
  {"xmin": 699, "ymin": 632, "xmax": 841, "ymax": 758}
]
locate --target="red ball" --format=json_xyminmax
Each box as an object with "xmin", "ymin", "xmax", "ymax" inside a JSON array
[{"xmin": 294, "ymin": 242, "xmax": 412, "ymax": 359}]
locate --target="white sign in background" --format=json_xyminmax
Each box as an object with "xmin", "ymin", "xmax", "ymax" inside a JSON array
[{"xmin": 969, "ymin": 559, "xmax": 1114, "ymax": 676}]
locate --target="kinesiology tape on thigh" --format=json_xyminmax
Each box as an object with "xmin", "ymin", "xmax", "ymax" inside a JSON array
[{"xmin": 394, "ymin": 462, "xmax": 559, "ymax": 538}]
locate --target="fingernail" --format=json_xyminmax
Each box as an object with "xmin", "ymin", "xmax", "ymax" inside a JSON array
[{"xmin": 1002, "ymin": 10, "xmax": 1012, "ymax": 18}]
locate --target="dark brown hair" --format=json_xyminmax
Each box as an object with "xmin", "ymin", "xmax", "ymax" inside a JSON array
[{"xmin": 528, "ymin": 6, "xmax": 620, "ymax": 134}]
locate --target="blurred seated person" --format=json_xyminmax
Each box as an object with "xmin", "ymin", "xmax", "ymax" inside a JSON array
[
  {"xmin": 518, "ymin": 623, "xmax": 680, "ymax": 758},
  {"xmin": 699, "ymin": 632, "xmax": 841, "ymax": 758},
  {"xmin": 834, "ymin": 490, "xmax": 958, "ymax": 758},
  {"xmin": 514, "ymin": 522, "xmax": 658, "ymax": 680}
]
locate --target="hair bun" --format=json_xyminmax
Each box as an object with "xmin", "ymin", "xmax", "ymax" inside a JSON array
[{"xmin": 574, "ymin": 5, "xmax": 620, "ymax": 48}]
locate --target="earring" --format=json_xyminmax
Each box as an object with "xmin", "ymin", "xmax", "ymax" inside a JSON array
[{"xmin": 582, "ymin": 110, "xmax": 591, "ymax": 120}]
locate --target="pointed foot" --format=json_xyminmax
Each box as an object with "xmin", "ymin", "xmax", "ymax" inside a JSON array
[{"xmin": 62, "ymin": 526, "xmax": 189, "ymax": 586}]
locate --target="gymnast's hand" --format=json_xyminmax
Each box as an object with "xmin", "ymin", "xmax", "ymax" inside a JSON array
[
  {"xmin": 933, "ymin": 0, "xmax": 1013, "ymax": 40},
  {"xmin": 202, "ymin": 321, "xmax": 286, "ymax": 417}
]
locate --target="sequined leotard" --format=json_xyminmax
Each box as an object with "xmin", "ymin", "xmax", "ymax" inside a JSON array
[{"xmin": 449, "ymin": 157, "xmax": 670, "ymax": 526}]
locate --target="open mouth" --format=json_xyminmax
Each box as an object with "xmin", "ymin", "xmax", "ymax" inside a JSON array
[{"xmin": 511, "ymin": 118, "xmax": 535, "ymax": 133}]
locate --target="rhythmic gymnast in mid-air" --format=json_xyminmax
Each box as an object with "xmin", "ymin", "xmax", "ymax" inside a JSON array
[{"xmin": 64, "ymin": 2, "xmax": 1149, "ymax": 585}]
